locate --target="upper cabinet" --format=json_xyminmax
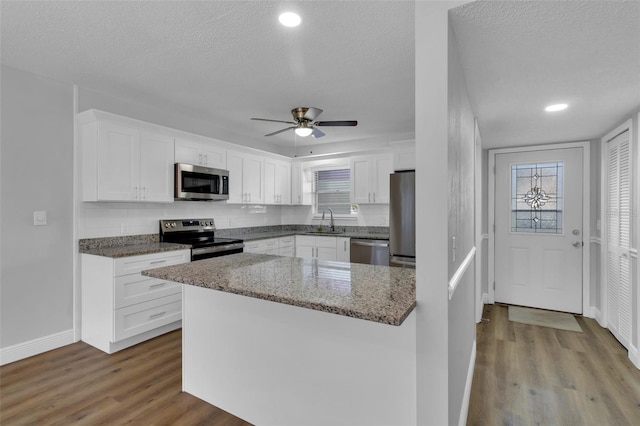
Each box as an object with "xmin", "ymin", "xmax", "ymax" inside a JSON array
[
  {"xmin": 227, "ymin": 150, "xmax": 265, "ymax": 204},
  {"xmin": 79, "ymin": 110, "xmax": 174, "ymax": 203},
  {"xmin": 291, "ymin": 162, "xmax": 313, "ymax": 205},
  {"xmin": 264, "ymin": 158, "xmax": 291, "ymax": 205},
  {"xmin": 350, "ymin": 154, "xmax": 393, "ymax": 204},
  {"xmin": 175, "ymin": 137, "xmax": 226, "ymax": 169}
]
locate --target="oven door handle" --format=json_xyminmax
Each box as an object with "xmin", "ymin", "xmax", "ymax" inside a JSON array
[{"xmin": 192, "ymin": 243, "xmax": 244, "ymax": 256}]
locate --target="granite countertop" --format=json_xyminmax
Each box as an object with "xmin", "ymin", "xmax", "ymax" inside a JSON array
[
  {"xmin": 143, "ymin": 253, "xmax": 415, "ymax": 326},
  {"xmin": 229, "ymin": 230, "xmax": 390, "ymax": 242},
  {"xmin": 79, "ymin": 235, "xmax": 190, "ymax": 258}
]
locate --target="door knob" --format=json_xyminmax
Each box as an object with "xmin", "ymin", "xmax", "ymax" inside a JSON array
[{"xmin": 572, "ymin": 241, "xmax": 582, "ymax": 248}]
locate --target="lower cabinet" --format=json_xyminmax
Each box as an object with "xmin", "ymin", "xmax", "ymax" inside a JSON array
[
  {"xmin": 336, "ymin": 237, "xmax": 350, "ymax": 262},
  {"xmin": 244, "ymin": 236, "xmax": 296, "ymax": 257},
  {"xmin": 81, "ymin": 249, "xmax": 190, "ymax": 354},
  {"xmin": 296, "ymin": 235, "xmax": 340, "ymax": 261}
]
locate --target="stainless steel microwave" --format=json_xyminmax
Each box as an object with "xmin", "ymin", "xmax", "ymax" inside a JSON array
[{"xmin": 174, "ymin": 163, "xmax": 229, "ymax": 201}]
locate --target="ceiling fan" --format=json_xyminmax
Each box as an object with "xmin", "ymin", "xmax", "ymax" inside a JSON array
[{"xmin": 251, "ymin": 107, "xmax": 357, "ymax": 138}]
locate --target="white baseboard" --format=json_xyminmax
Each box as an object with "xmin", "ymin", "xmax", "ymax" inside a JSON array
[
  {"xmin": 459, "ymin": 340, "xmax": 477, "ymax": 426},
  {"xmin": 628, "ymin": 344, "xmax": 640, "ymax": 370},
  {"xmin": 482, "ymin": 293, "xmax": 491, "ymax": 305},
  {"xmin": 593, "ymin": 308, "xmax": 606, "ymax": 328},
  {"xmin": 0, "ymin": 329, "xmax": 75, "ymax": 366}
]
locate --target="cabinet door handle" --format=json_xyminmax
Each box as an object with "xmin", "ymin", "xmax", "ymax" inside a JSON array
[
  {"xmin": 149, "ymin": 311, "xmax": 166, "ymax": 319},
  {"xmin": 150, "ymin": 282, "xmax": 167, "ymax": 289},
  {"xmin": 368, "ymin": 193, "xmax": 371, "ymax": 203},
  {"xmin": 373, "ymin": 193, "xmax": 376, "ymax": 203},
  {"xmin": 344, "ymin": 241, "xmax": 347, "ymax": 250},
  {"xmin": 203, "ymin": 154, "xmax": 208, "ymax": 165},
  {"xmin": 248, "ymin": 192, "xmax": 251, "ymax": 202},
  {"xmin": 150, "ymin": 260, "xmax": 166, "ymax": 265},
  {"xmin": 199, "ymin": 153, "xmax": 203, "ymax": 164},
  {"xmin": 142, "ymin": 186, "xmax": 146, "ymax": 200}
]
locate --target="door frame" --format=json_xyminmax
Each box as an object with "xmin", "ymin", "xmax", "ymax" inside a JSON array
[{"xmin": 488, "ymin": 141, "xmax": 591, "ymax": 316}]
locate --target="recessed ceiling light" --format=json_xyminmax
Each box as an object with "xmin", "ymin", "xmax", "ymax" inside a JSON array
[
  {"xmin": 279, "ymin": 12, "xmax": 301, "ymax": 27},
  {"xmin": 545, "ymin": 103, "xmax": 568, "ymax": 112}
]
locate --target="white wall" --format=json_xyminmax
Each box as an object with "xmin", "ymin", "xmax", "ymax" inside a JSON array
[
  {"xmin": 415, "ymin": 1, "xmax": 471, "ymax": 424},
  {"xmin": 1, "ymin": 66, "xmax": 74, "ymax": 349},
  {"xmin": 447, "ymin": 20, "xmax": 478, "ymax": 426}
]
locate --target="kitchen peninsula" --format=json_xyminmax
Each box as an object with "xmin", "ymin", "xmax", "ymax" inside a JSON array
[{"xmin": 143, "ymin": 253, "xmax": 417, "ymax": 425}]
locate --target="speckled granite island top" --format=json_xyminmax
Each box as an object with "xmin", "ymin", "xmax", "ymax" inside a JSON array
[{"xmin": 143, "ymin": 253, "xmax": 416, "ymax": 326}]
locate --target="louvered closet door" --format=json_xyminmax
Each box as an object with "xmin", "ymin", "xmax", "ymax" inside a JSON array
[{"xmin": 607, "ymin": 130, "xmax": 632, "ymax": 348}]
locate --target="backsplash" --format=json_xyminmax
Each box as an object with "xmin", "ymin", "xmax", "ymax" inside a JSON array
[{"xmin": 79, "ymin": 201, "xmax": 389, "ymax": 238}]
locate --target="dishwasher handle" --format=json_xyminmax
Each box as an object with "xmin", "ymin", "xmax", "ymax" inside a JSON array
[{"xmin": 351, "ymin": 240, "xmax": 389, "ymax": 248}]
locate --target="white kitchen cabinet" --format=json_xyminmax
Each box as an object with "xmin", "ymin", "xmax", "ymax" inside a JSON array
[
  {"xmin": 291, "ymin": 162, "xmax": 313, "ymax": 205},
  {"xmin": 244, "ymin": 236, "xmax": 296, "ymax": 257},
  {"xmin": 279, "ymin": 236, "xmax": 296, "ymax": 257},
  {"xmin": 295, "ymin": 235, "xmax": 338, "ymax": 261},
  {"xmin": 350, "ymin": 154, "xmax": 393, "ymax": 204},
  {"xmin": 79, "ymin": 110, "xmax": 174, "ymax": 203},
  {"xmin": 336, "ymin": 237, "xmax": 350, "ymax": 262},
  {"xmin": 244, "ymin": 238, "xmax": 279, "ymax": 254},
  {"xmin": 227, "ymin": 150, "xmax": 264, "ymax": 204},
  {"xmin": 265, "ymin": 158, "xmax": 291, "ymax": 205},
  {"xmin": 175, "ymin": 137, "xmax": 226, "ymax": 169},
  {"xmin": 81, "ymin": 249, "xmax": 190, "ymax": 354}
]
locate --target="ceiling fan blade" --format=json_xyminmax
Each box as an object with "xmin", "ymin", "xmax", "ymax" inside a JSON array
[
  {"xmin": 311, "ymin": 127, "xmax": 325, "ymax": 138},
  {"xmin": 251, "ymin": 118, "xmax": 297, "ymax": 125},
  {"xmin": 264, "ymin": 126, "xmax": 296, "ymax": 137},
  {"xmin": 303, "ymin": 107, "xmax": 323, "ymax": 121},
  {"xmin": 315, "ymin": 120, "xmax": 358, "ymax": 127}
]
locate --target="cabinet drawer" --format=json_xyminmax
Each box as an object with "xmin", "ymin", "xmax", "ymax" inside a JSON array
[
  {"xmin": 279, "ymin": 236, "xmax": 295, "ymax": 248},
  {"xmin": 114, "ymin": 250, "xmax": 190, "ymax": 277},
  {"xmin": 263, "ymin": 238, "xmax": 279, "ymax": 249},
  {"xmin": 114, "ymin": 293, "xmax": 182, "ymax": 341},
  {"xmin": 315, "ymin": 236, "xmax": 338, "ymax": 248},
  {"xmin": 114, "ymin": 275, "xmax": 181, "ymax": 309},
  {"xmin": 295, "ymin": 235, "xmax": 315, "ymax": 246},
  {"xmin": 244, "ymin": 241, "xmax": 264, "ymax": 253}
]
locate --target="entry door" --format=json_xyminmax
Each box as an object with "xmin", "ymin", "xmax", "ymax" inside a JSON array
[{"xmin": 495, "ymin": 147, "xmax": 583, "ymax": 313}]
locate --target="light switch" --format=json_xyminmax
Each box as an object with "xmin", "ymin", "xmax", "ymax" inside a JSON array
[{"xmin": 34, "ymin": 210, "xmax": 47, "ymax": 226}]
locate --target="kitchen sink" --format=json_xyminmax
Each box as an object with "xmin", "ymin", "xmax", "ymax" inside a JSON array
[{"xmin": 302, "ymin": 230, "xmax": 346, "ymax": 235}]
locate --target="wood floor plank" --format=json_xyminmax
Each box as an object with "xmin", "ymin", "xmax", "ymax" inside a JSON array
[
  {"xmin": 468, "ymin": 304, "xmax": 640, "ymax": 425},
  {"xmin": 0, "ymin": 330, "xmax": 251, "ymax": 425}
]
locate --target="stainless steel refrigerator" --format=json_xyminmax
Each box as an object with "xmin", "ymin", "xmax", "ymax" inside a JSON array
[{"xmin": 389, "ymin": 170, "xmax": 415, "ymax": 268}]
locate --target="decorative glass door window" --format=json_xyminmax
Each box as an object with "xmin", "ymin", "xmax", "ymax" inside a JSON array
[{"xmin": 511, "ymin": 162, "xmax": 564, "ymax": 233}]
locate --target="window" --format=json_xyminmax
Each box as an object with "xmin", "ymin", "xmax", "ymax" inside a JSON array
[
  {"xmin": 314, "ymin": 169, "xmax": 354, "ymax": 215},
  {"xmin": 510, "ymin": 162, "xmax": 564, "ymax": 234}
]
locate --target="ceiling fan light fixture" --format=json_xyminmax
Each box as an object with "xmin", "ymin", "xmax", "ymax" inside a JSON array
[
  {"xmin": 544, "ymin": 103, "xmax": 568, "ymax": 112},
  {"xmin": 279, "ymin": 12, "xmax": 301, "ymax": 27},
  {"xmin": 295, "ymin": 127, "xmax": 313, "ymax": 137}
]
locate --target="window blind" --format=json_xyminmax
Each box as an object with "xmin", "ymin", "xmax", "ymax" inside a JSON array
[{"xmin": 314, "ymin": 169, "xmax": 352, "ymax": 214}]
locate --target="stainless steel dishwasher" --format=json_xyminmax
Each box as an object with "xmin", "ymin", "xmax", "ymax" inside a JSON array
[{"xmin": 350, "ymin": 239, "xmax": 390, "ymax": 266}]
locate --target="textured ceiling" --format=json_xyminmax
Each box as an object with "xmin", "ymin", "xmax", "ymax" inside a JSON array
[
  {"xmin": 1, "ymin": 1, "xmax": 639, "ymax": 154},
  {"xmin": 0, "ymin": 1, "xmax": 415, "ymax": 155},
  {"xmin": 450, "ymin": 0, "xmax": 640, "ymax": 148}
]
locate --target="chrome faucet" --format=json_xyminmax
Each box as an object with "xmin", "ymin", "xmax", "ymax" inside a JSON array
[{"xmin": 322, "ymin": 208, "xmax": 335, "ymax": 232}]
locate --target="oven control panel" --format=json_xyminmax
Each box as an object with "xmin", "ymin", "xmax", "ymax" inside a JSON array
[{"xmin": 160, "ymin": 218, "xmax": 215, "ymax": 232}]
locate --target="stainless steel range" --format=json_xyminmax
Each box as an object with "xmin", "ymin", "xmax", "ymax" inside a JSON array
[{"xmin": 159, "ymin": 218, "xmax": 243, "ymax": 261}]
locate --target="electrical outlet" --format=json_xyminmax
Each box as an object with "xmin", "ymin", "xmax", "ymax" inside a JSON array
[{"xmin": 33, "ymin": 211, "xmax": 47, "ymax": 226}]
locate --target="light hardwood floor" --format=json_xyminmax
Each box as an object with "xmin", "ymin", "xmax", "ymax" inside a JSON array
[
  {"xmin": 468, "ymin": 304, "xmax": 640, "ymax": 425},
  {"xmin": 0, "ymin": 330, "xmax": 250, "ymax": 425},
  {"xmin": 4, "ymin": 306, "xmax": 640, "ymax": 425}
]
